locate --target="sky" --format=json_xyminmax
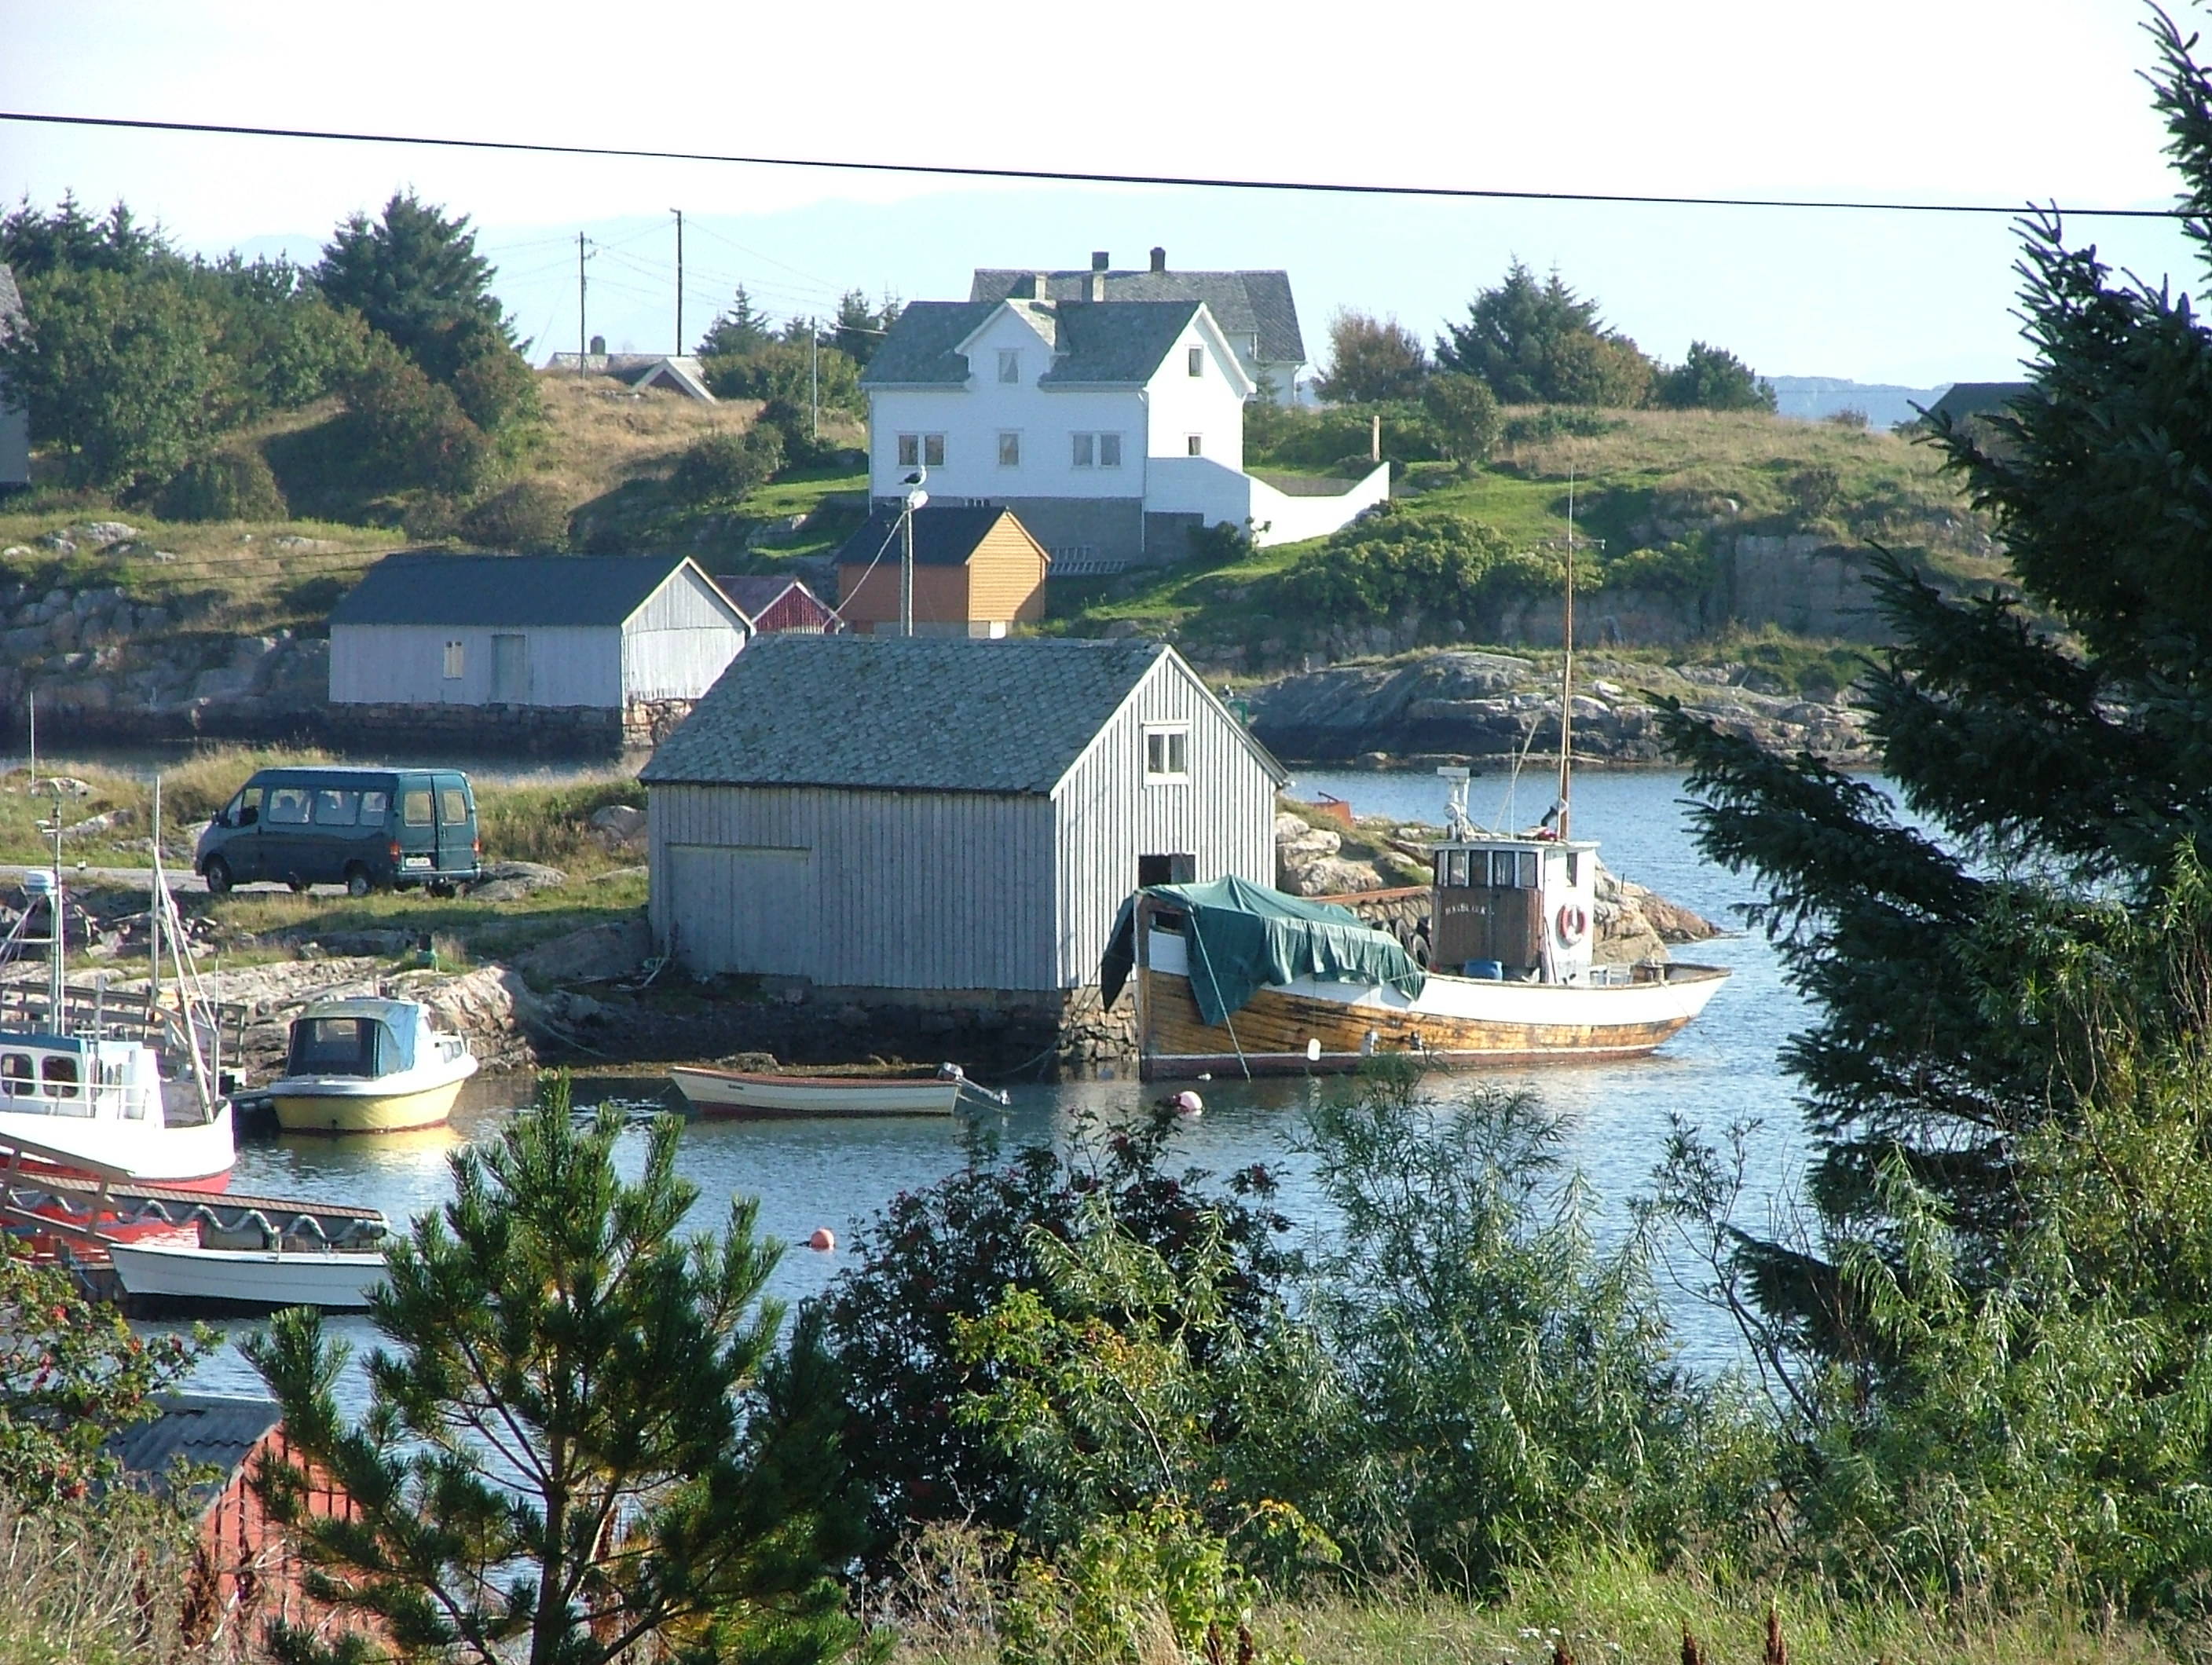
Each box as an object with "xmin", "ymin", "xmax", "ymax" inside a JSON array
[{"xmin": 1, "ymin": 1, "xmax": 2202, "ymax": 389}]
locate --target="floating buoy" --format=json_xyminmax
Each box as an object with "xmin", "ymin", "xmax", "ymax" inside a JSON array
[
  {"xmin": 1173, "ymin": 1090, "xmax": 1203, "ymax": 1118},
  {"xmin": 808, "ymin": 1227, "xmax": 836, "ymax": 1252}
]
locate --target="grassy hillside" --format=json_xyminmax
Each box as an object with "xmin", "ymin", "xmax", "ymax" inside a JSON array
[
  {"xmin": 1044, "ymin": 408, "xmax": 2000, "ymax": 665},
  {"xmin": 0, "ymin": 372, "xmax": 868, "ymax": 639}
]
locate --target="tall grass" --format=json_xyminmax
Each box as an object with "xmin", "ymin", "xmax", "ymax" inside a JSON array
[{"xmin": 0, "ymin": 1494, "xmax": 212, "ymax": 1665}]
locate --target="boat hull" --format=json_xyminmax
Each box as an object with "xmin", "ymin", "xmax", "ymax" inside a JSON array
[
  {"xmin": 269, "ymin": 1074, "xmax": 469, "ymax": 1135},
  {"xmin": 672, "ymin": 1067, "xmax": 961, "ymax": 1118},
  {"xmin": 0, "ymin": 1104, "xmax": 234, "ymax": 1190},
  {"xmin": 106, "ymin": 1239, "xmax": 386, "ymax": 1310},
  {"xmin": 1138, "ymin": 963, "xmax": 1730, "ymax": 1078}
]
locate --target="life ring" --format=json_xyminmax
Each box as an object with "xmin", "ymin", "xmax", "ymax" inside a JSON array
[{"xmin": 1555, "ymin": 903, "xmax": 1589, "ymax": 946}]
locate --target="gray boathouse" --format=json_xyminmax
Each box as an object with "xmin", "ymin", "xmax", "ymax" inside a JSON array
[{"xmin": 639, "ymin": 635, "xmax": 1284, "ymax": 1031}]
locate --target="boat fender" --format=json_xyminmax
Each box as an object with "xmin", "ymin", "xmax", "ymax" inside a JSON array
[
  {"xmin": 1174, "ymin": 1090, "xmax": 1203, "ymax": 1118},
  {"xmin": 808, "ymin": 1227, "xmax": 837, "ymax": 1253},
  {"xmin": 1556, "ymin": 904, "xmax": 1589, "ymax": 946}
]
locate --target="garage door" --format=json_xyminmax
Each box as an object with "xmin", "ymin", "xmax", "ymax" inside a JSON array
[{"xmin": 665, "ymin": 843, "xmax": 814, "ymax": 975}]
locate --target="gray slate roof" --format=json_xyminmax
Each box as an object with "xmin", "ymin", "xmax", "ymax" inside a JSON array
[
  {"xmin": 861, "ymin": 298, "xmax": 1204, "ymax": 389},
  {"xmin": 972, "ymin": 267, "xmax": 1305, "ymax": 365},
  {"xmin": 331, "ymin": 552, "xmax": 707, "ymax": 628},
  {"xmin": 833, "ymin": 505, "xmax": 1040, "ymax": 569},
  {"xmin": 641, "ymin": 635, "xmax": 1172, "ymax": 794},
  {"xmin": 108, "ymin": 1393, "xmax": 282, "ymax": 1502}
]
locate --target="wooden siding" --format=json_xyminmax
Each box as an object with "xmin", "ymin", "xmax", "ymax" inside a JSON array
[
  {"xmin": 839, "ymin": 562, "xmax": 970, "ymax": 634},
  {"xmin": 330, "ymin": 624, "xmax": 621, "ymax": 707},
  {"xmin": 968, "ymin": 518, "xmax": 1049, "ymax": 624},
  {"xmin": 1049, "ymin": 654, "xmax": 1279, "ymax": 988},
  {"xmin": 649, "ymin": 785, "xmax": 1059, "ymax": 990},
  {"xmin": 621, "ymin": 566, "xmax": 749, "ymax": 701},
  {"xmin": 753, "ymin": 585, "xmax": 837, "ymax": 633}
]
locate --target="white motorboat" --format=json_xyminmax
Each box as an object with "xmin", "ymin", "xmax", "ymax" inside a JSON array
[
  {"xmin": 106, "ymin": 1237, "xmax": 387, "ymax": 1310},
  {"xmin": 671, "ymin": 1063, "xmax": 1002, "ymax": 1118},
  {"xmin": 264, "ymin": 997, "xmax": 478, "ymax": 1134},
  {"xmin": 0, "ymin": 787, "xmax": 233, "ymax": 1189}
]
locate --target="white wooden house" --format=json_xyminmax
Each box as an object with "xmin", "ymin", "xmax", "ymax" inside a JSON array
[
  {"xmin": 328, "ymin": 552, "xmax": 748, "ymax": 712},
  {"xmin": 0, "ymin": 266, "xmax": 27, "ymax": 492},
  {"xmin": 639, "ymin": 635, "xmax": 1285, "ymax": 997},
  {"xmin": 862, "ymin": 285, "xmax": 1389, "ymax": 573}
]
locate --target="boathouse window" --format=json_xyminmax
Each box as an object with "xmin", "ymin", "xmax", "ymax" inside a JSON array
[
  {"xmin": 41, "ymin": 1056, "xmax": 79, "ymax": 1100},
  {"xmin": 267, "ymin": 787, "xmax": 311, "ymax": 825},
  {"xmin": 1144, "ymin": 726, "xmax": 1189, "ymax": 780},
  {"xmin": 443, "ymin": 640, "xmax": 463, "ymax": 679},
  {"xmin": 0, "ymin": 1054, "xmax": 29, "ymax": 1096},
  {"xmin": 314, "ymin": 790, "xmax": 359, "ymax": 825},
  {"xmin": 403, "ymin": 791, "xmax": 434, "ymax": 827}
]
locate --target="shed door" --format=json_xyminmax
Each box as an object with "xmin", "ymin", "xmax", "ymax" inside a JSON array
[
  {"xmin": 490, "ymin": 634, "xmax": 529, "ymax": 703},
  {"xmin": 666, "ymin": 843, "xmax": 813, "ymax": 975}
]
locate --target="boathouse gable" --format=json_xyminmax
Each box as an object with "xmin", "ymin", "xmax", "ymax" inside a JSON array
[{"xmin": 639, "ymin": 635, "xmax": 1282, "ymax": 997}]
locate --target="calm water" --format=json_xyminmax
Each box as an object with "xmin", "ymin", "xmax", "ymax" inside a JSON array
[{"xmin": 182, "ymin": 767, "xmax": 1817, "ymax": 1404}]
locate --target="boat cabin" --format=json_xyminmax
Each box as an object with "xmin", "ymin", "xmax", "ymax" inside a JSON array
[
  {"xmin": 0, "ymin": 1033, "xmax": 162, "ymax": 1122},
  {"xmin": 1430, "ymin": 836, "xmax": 1599, "ymax": 985},
  {"xmin": 285, "ymin": 1000, "xmax": 457, "ymax": 1081}
]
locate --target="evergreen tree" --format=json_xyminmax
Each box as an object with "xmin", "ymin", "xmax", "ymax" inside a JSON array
[
  {"xmin": 1436, "ymin": 260, "xmax": 1654, "ymax": 406},
  {"xmin": 315, "ymin": 192, "xmax": 514, "ymax": 376},
  {"xmin": 1653, "ymin": 341, "xmax": 1777, "ymax": 412},
  {"xmin": 246, "ymin": 1074, "xmax": 867, "ymax": 1665},
  {"xmin": 0, "ymin": 192, "xmax": 170, "ymax": 278},
  {"xmin": 697, "ymin": 284, "xmax": 773, "ymax": 357},
  {"xmin": 1655, "ymin": 10, "xmax": 2212, "ymax": 1601}
]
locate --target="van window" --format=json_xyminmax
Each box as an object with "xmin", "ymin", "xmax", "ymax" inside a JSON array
[
  {"xmin": 229, "ymin": 786, "xmax": 262, "ymax": 826},
  {"xmin": 313, "ymin": 789, "xmax": 360, "ymax": 826},
  {"xmin": 439, "ymin": 788, "xmax": 469, "ymax": 825},
  {"xmin": 403, "ymin": 790, "xmax": 434, "ymax": 827},
  {"xmin": 41, "ymin": 1056, "xmax": 79, "ymax": 1099},
  {"xmin": 361, "ymin": 790, "xmax": 390, "ymax": 820},
  {"xmin": 268, "ymin": 786, "xmax": 311, "ymax": 825}
]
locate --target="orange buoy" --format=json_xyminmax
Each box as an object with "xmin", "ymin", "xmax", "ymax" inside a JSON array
[{"xmin": 808, "ymin": 1227, "xmax": 836, "ymax": 1252}]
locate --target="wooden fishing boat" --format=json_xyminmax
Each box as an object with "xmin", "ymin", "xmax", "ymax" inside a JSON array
[
  {"xmin": 106, "ymin": 1238, "xmax": 388, "ymax": 1310},
  {"xmin": 0, "ymin": 790, "xmax": 233, "ymax": 1189},
  {"xmin": 669, "ymin": 1063, "xmax": 1009, "ymax": 1118},
  {"xmin": 1102, "ymin": 486, "xmax": 1729, "ymax": 1080},
  {"xmin": 264, "ymin": 997, "xmax": 477, "ymax": 1134}
]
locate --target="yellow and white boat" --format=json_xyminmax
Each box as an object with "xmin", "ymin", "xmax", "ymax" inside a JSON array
[{"xmin": 266, "ymin": 998, "xmax": 478, "ymax": 1134}]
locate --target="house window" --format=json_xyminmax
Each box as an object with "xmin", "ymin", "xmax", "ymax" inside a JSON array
[
  {"xmin": 925, "ymin": 434, "xmax": 945, "ymax": 467},
  {"xmin": 1186, "ymin": 434, "xmax": 1203, "ymax": 457},
  {"xmin": 1144, "ymin": 726, "xmax": 1190, "ymax": 780},
  {"xmin": 1071, "ymin": 432, "xmax": 1094, "ymax": 467},
  {"xmin": 998, "ymin": 349, "xmax": 1020, "ymax": 383},
  {"xmin": 900, "ymin": 434, "xmax": 946, "ymax": 467},
  {"xmin": 998, "ymin": 432, "xmax": 1020, "ymax": 467},
  {"xmin": 1099, "ymin": 432, "xmax": 1122, "ymax": 467},
  {"xmin": 442, "ymin": 640, "xmax": 463, "ymax": 679},
  {"xmin": 898, "ymin": 434, "xmax": 919, "ymax": 467},
  {"xmin": 1187, "ymin": 346, "xmax": 1203, "ymax": 377}
]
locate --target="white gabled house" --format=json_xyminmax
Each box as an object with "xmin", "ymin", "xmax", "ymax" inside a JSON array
[{"xmin": 862, "ymin": 286, "xmax": 1388, "ymax": 573}]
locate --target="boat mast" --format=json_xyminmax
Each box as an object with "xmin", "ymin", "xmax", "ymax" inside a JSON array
[
  {"xmin": 46, "ymin": 789, "xmax": 64, "ymax": 1026},
  {"xmin": 1557, "ymin": 468, "xmax": 1575, "ymax": 843}
]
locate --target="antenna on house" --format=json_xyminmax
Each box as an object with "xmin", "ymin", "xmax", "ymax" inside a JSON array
[{"xmin": 899, "ymin": 469, "xmax": 928, "ymax": 638}]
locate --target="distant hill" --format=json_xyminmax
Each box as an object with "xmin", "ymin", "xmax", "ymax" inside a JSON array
[{"xmin": 1767, "ymin": 375, "xmax": 1950, "ymax": 430}]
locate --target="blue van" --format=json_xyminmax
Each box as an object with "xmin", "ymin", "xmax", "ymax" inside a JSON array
[{"xmin": 196, "ymin": 767, "xmax": 482, "ymax": 897}]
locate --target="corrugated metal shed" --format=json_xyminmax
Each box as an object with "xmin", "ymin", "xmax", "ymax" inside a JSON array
[{"xmin": 110, "ymin": 1392, "xmax": 282, "ymax": 1498}]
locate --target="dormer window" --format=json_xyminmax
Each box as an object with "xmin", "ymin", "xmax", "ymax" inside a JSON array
[
  {"xmin": 998, "ymin": 349, "xmax": 1020, "ymax": 384},
  {"xmin": 1187, "ymin": 346, "xmax": 1203, "ymax": 378}
]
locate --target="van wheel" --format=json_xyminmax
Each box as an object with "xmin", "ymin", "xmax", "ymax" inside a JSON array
[
  {"xmin": 428, "ymin": 882, "xmax": 456, "ymax": 899},
  {"xmin": 344, "ymin": 865, "xmax": 373, "ymax": 898},
  {"xmin": 203, "ymin": 858, "xmax": 233, "ymax": 897}
]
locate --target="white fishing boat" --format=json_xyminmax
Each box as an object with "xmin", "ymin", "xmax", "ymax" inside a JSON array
[
  {"xmin": 1102, "ymin": 482, "xmax": 1730, "ymax": 1079},
  {"xmin": 263, "ymin": 997, "xmax": 477, "ymax": 1134},
  {"xmin": 671, "ymin": 1063, "xmax": 1002, "ymax": 1118},
  {"xmin": 105, "ymin": 1237, "xmax": 387, "ymax": 1310},
  {"xmin": 0, "ymin": 783, "xmax": 233, "ymax": 1189}
]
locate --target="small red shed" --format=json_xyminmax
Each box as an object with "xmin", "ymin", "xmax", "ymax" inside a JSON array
[{"xmin": 712, "ymin": 573, "xmax": 841, "ymax": 635}]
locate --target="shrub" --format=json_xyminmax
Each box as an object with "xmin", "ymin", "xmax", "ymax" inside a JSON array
[
  {"xmin": 1263, "ymin": 502, "xmax": 1555, "ymax": 628},
  {"xmin": 457, "ymin": 478, "xmax": 571, "ymax": 550},
  {"xmin": 154, "ymin": 446, "xmax": 287, "ymax": 521},
  {"xmin": 1422, "ymin": 372, "xmax": 1503, "ymax": 462},
  {"xmin": 670, "ymin": 423, "xmax": 784, "ymax": 506},
  {"xmin": 1824, "ymin": 405, "xmax": 1870, "ymax": 430},
  {"xmin": 1500, "ymin": 407, "xmax": 1625, "ymax": 447},
  {"xmin": 342, "ymin": 336, "xmax": 489, "ymax": 495}
]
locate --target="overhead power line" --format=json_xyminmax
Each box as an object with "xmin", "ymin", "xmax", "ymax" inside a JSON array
[{"xmin": 0, "ymin": 107, "xmax": 2188, "ymax": 221}]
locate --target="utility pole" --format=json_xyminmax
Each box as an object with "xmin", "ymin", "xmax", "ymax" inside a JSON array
[
  {"xmin": 809, "ymin": 318, "xmax": 820, "ymax": 441},
  {"xmin": 669, "ymin": 208, "xmax": 684, "ymax": 354},
  {"xmin": 577, "ymin": 232, "xmax": 588, "ymax": 366}
]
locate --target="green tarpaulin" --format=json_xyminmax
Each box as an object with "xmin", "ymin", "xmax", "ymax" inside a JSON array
[{"xmin": 1099, "ymin": 875, "xmax": 1426, "ymax": 1027}]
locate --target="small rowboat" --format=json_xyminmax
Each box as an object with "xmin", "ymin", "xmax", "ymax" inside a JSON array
[
  {"xmin": 671, "ymin": 1064, "xmax": 1003, "ymax": 1118},
  {"xmin": 106, "ymin": 1239, "xmax": 388, "ymax": 1311}
]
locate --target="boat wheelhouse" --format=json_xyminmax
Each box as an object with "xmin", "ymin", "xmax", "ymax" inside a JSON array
[{"xmin": 265, "ymin": 997, "xmax": 477, "ymax": 1135}]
